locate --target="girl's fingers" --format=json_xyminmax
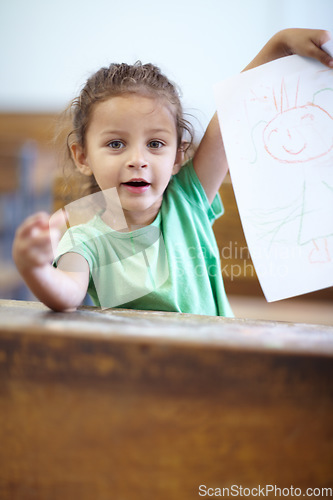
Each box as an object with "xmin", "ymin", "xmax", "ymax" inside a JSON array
[
  {"xmin": 29, "ymin": 226, "xmax": 60, "ymax": 250},
  {"xmin": 17, "ymin": 212, "xmax": 50, "ymax": 237},
  {"xmin": 17, "ymin": 210, "xmax": 65, "ymax": 240},
  {"xmin": 292, "ymin": 29, "xmax": 333, "ymax": 68},
  {"xmin": 309, "ymin": 30, "xmax": 333, "ymax": 67},
  {"xmin": 312, "ymin": 44, "xmax": 333, "ymax": 67},
  {"xmin": 13, "ymin": 212, "xmax": 62, "ymax": 271}
]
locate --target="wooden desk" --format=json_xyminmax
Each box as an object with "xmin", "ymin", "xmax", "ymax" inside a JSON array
[{"xmin": 0, "ymin": 299, "xmax": 332, "ymax": 499}]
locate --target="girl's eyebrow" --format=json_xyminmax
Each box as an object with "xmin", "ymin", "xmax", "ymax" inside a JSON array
[
  {"xmin": 100, "ymin": 130, "xmax": 126, "ymax": 136},
  {"xmin": 100, "ymin": 128, "xmax": 173, "ymax": 136},
  {"xmin": 149, "ymin": 128, "xmax": 173, "ymax": 135}
]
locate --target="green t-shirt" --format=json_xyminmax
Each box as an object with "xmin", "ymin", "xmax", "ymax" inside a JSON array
[{"xmin": 54, "ymin": 160, "xmax": 233, "ymax": 317}]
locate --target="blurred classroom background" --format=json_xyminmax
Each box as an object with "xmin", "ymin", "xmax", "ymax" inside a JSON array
[{"xmin": 0, "ymin": 0, "xmax": 332, "ymax": 324}]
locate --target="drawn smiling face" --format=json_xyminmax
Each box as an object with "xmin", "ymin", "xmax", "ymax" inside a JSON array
[{"xmin": 263, "ymin": 103, "xmax": 333, "ymax": 163}]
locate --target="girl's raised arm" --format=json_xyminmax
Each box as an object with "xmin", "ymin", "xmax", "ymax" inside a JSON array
[{"xmin": 193, "ymin": 28, "xmax": 333, "ymax": 204}]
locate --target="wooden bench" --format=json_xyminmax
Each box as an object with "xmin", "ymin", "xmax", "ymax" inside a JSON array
[{"xmin": 0, "ymin": 299, "xmax": 332, "ymax": 499}]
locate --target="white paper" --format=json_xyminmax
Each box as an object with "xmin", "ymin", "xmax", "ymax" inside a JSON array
[{"xmin": 214, "ymin": 55, "xmax": 333, "ymax": 301}]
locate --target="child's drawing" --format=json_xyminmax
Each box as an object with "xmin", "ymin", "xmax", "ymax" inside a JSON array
[
  {"xmin": 263, "ymin": 77, "xmax": 333, "ymax": 164},
  {"xmin": 214, "ymin": 55, "xmax": 333, "ymax": 301},
  {"xmin": 247, "ymin": 71, "xmax": 333, "ymax": 265}
]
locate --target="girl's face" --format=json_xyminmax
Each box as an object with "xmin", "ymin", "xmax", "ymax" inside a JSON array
[{"xmin": 72, "ymin": 94, "xmax": 182, "ymax": 228}]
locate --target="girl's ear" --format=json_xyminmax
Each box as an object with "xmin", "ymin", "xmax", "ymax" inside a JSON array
[
  {"xmin": 70, "ymin": 143, "xmax": 93, "ymax": 176},
  {"xmin": 172, "ymin": 144, "xmax": 186, "ymax": 175}
]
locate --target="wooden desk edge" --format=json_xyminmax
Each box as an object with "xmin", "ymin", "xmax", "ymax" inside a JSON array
[{"xmin": 1, "ymin": 299, "xmax": 332, "ymax": 358}]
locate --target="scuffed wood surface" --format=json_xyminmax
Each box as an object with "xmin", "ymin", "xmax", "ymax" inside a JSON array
[
  {"xmin": 1, "ymin": 299, "xmax": 333, "ymax": 355},
  {"xmin": 0, "ymin": 299, "xmax": 333, "ymax": 499}
]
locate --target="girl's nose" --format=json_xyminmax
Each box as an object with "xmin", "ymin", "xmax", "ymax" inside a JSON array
[{"xmin": 127, "ymin": 148, "xmax": 148, "ymax": 169}]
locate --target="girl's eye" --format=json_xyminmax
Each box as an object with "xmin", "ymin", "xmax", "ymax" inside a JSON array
[
  {"xmin": 148, "ymin": 140, "xmax": 164, "ymax": 149},
  {"xmin": 108, "ymin": 140, "xmax": 124, "ymax": 149}
]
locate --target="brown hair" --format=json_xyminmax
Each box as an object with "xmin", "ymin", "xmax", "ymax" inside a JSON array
[{"xmin": 60, "ymin": 61, "xmax": 195, "ymax": 198}]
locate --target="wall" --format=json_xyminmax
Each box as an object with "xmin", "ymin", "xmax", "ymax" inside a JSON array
[{"xmin": 0, "ymin": 0, "xmax": 332, "ymax": 133}]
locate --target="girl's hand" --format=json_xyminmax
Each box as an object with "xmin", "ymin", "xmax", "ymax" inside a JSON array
[
  {"xmin": 276, "ymin": 28, "xmax": 333, "ymax": 67},
  {"xmin": 12, "ymin": 211, "xmax": 89, "ymax": 311},
  {"xmin": 12, "ymin": 211, "xmax": 62, "ymax": 274},
  {"xmin": 244, "ymin": 28, "xmax": 333, "ymax": 71}
]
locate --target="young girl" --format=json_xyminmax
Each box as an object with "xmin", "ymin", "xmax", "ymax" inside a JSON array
[{"xmin": 12, "ymin": 28, "xmax": 333, "ymax": 315}]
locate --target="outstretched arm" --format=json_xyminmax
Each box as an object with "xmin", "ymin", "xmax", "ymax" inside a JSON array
[
  {"xmin": 12, "ymin": 212, "xmax": 89, "ymax": 311},
  {"xmin": 193, "ymin": 28, "xmax": 333, "ymax": 204}
]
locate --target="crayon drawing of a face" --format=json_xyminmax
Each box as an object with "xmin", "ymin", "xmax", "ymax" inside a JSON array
[{"xmin": 263, "ymin": 78, "xmax": 333, "ymax": 163}]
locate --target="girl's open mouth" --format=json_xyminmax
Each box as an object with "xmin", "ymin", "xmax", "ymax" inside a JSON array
[{"xmin": 122, "ymin": 180, "xmax": 151, "ymax": 193}]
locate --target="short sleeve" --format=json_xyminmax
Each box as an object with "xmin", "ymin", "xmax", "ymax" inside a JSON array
[{"xmin": 53, "ymin": 225, "xmax": 96, "ymax": 270}]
